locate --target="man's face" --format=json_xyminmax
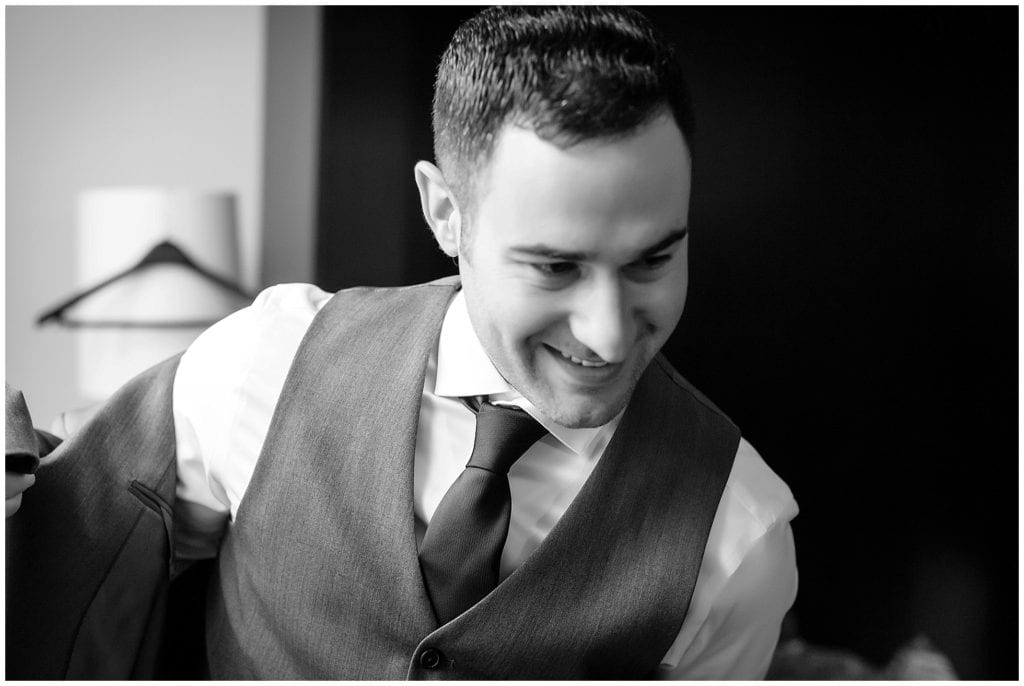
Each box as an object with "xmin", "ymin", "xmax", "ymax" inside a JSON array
[{"xmin": 458, "ymin": 115, "xmax": 692, "ymax": 428}]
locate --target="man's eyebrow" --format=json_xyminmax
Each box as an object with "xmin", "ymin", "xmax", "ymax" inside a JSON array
[
  {"xmin": 637, "ymin": 227, "xmax": 688, "ymax": 258},
  {"xmin": 509, "ymin": 226, "xmax": 688, "ymax": 262}
]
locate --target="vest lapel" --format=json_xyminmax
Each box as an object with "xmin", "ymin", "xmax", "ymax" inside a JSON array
[{"xmin": 234, "ymin": 283, "xmax": 459, "ymax": 636}]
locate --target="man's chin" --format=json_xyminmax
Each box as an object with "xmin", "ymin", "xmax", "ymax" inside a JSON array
[
  {"xmin": 511, "ymin": 356, "xmax": 645, "ymax": 428},
  {"xmin": 540, "ymin": 394, "xmax": 628, "ymax": 429}
]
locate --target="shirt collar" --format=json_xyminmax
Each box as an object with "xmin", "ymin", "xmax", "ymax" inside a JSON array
[{"xmin": 433, "ymin": 290, "xmax": 619, "ymax": 457}]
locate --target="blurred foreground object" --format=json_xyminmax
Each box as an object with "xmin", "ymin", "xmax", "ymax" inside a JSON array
[
  {"xmin": 768, "ymin": 614, "xmax": 958, "ymax": 680},
  {"xmin": 37, "ymin": 187, "xmax": 252, "ymax": 400}
]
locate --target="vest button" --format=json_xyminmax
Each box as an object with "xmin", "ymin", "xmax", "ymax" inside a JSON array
[{"xmin": 419, "ymin": 647, "xmax": 444, "ymax": 670}]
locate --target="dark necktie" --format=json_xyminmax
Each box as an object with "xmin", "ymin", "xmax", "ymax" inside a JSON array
[{"xmin": 418, "ymin": 401, "xmax": 547, "ymax": 624}]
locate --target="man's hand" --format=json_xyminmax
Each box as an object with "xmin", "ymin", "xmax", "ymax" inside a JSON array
[{"xmin": 6, "ymin": 472, "xmax": 36, "ymax": 517}]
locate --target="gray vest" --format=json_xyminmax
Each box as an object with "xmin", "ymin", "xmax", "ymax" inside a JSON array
[{"xmin": 206, "ymin": 279, "xmax": 740, "ymax": 679}]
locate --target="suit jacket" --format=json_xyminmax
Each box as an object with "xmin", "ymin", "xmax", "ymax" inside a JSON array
[{"xmin": 6, "ymin": 358, "xmax": 182, "ymax": 679}]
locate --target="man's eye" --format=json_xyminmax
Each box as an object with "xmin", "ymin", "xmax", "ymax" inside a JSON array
[
  {"xmin": 633, "ymin": 254, "xmax": 672, "ymax": 271},
  {"xmin": 533, "ymin": 262, "xmax": 577, "ymax": 276}
]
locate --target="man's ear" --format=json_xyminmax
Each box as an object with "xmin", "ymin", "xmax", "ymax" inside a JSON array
[{"xmin": 414, "ymin": 161, "xmax": 461, "ymax": 257}]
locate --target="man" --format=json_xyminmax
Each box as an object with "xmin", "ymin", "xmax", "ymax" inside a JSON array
[{"xmin": 8, "ymin": 6, "xmax": 796, "ymax": 679}]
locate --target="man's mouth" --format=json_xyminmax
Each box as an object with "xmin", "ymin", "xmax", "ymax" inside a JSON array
[
  {"xmin": 537, "ymin": 343, "xmax": 632, "ymax": 397},
  {"xmin": 558, "ymin": 351, "xmax": 607, "ymax": 367},
  {"xmin": 544, "ymin": 344, "xmax": 610, "ymax": 368}
]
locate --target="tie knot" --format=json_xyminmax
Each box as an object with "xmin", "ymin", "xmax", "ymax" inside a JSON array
[{"xmin": 466, "ymin": 402, "xmax": 547, "ymax": 475}]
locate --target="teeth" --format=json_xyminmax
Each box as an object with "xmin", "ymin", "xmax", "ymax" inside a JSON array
[{"xmin": 558, "ymin": 350, "xmax": 608, "ymax": 368}]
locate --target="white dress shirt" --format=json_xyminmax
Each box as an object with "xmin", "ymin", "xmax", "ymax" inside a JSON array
[{"xmin": 173, "ymin": 283, "xmax": 799, "ymax": 679}]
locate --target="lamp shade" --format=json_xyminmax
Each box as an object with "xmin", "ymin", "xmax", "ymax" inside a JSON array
[{"xmin": 61, "ymin": 187, "xmax": 251, "ymax": 399}]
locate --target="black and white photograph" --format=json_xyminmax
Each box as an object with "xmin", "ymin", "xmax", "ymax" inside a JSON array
[{"xmin": 5, "ymin": 4, "xmax": 1018, "ymax": 681}]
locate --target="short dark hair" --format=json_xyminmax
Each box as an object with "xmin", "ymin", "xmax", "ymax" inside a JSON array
[{"xmin": 432, "ymin": 6, "xmax": 695, "ymax": 209}]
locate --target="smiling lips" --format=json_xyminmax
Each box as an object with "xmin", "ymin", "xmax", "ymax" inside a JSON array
[
  {"xmin": 544, "ymin": 343, "xmax": 612, "ymax": 369},
  {"xmin": 558, "ymin": 350, "xmax": 608, "ymax": 367},
  {"xmin": 544, "ymin": 346, "xmax": 624, "ymax": 391}
]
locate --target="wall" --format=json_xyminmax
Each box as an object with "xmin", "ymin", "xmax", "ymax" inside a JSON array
[
  {"xmin": 644, "ymin": 9, "xmax": 1016, "ymax": 678},
  {"xmin": 315, "ymin": 7, "xmax": 463, "ymax": 292},
  {"xmin": 260, "ymin": 6, "xmax": 321, "ymax": 287},
  {"xmin": 6, "ymin": 6, "xmax": 266, "ymax": 424}
]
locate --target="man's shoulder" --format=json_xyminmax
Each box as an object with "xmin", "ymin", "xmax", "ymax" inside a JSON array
[
  {"xmin": 174, "ymin": 284, "xmax": 332, "ymax": 417},
  {"xmin": 256, "ymin": 281, "xmax": 335, "ymax": 307},
  {"xmin": 722, "ymin": 438, "xmax": 798, "ymax": 539},
  {"xmin": 190, "ymin": 277, "xmax": 460, "ymax": 353},
  {"xmin": 645, "ymin": 355, "xmax": 797, "ymax": 532},
  {"xmin": 316, "ymin": 276, "xmax": 461, "ymax": 315},
  {"xmin": 181, "ymin": 283, "xmax": 331, "ymax": 366},
  {"xmin": 248, "ymin": 276, "xmax": 460, "ymax": 317}
]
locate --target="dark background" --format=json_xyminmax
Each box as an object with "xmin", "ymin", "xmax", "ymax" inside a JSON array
[{"xmin": 315, "ymin": 7, "xmax": 1018, "ymax": 679}]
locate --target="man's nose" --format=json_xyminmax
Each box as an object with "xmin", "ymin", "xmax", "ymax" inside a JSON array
[{"xmin": 568, "ymin": 276, "xmax": 636, "ymax": 364}]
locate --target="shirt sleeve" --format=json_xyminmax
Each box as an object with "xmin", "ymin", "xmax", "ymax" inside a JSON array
[
  {"xmin": 658, "ymin": 519, "xmax": 798, "ymax": 679},
  {"xmin": 657, "ymin": 438, "xmax": 799, "ymax": 679},
  {"xmin": 172, "ymin": 283, "xmax": 330, "ymax": 560}
]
